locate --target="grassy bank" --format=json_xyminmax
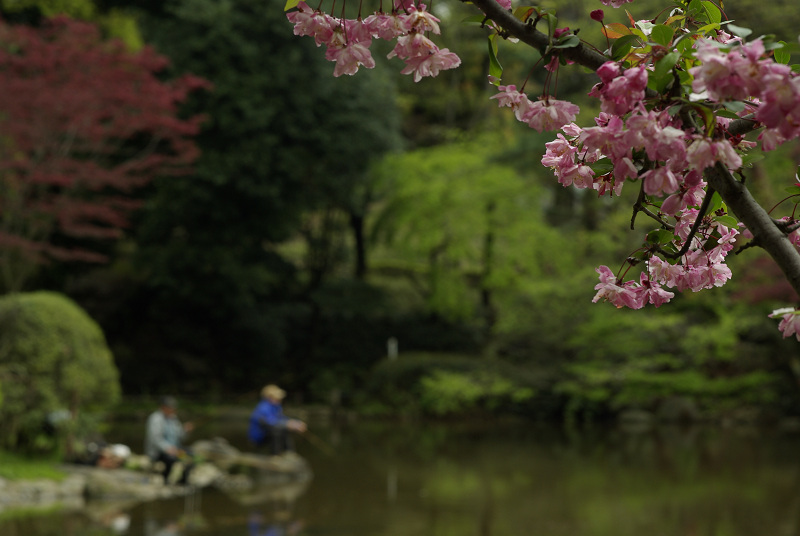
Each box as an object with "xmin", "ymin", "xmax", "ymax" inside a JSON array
[{"xmin": 0, "ymin": 451, "xmax": 66, "ymax": 481}]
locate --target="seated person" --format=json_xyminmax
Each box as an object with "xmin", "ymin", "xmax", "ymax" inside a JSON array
[
  {"xmin": 248, "ymin": 384, "xmax": 306, "ymax": 455},
  {"xmin": 144, "ymin": 396, "xmax": 194, "ymax": 484}
]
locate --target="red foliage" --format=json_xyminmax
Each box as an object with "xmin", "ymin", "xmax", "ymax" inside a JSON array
[{"xmin": 0, "ymin": 16, "xmax": 210, "ymax": 278}]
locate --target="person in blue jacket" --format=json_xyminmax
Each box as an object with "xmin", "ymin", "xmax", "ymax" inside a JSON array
[{"xmin": 248, "ymin": 384, "xmax": 306, "ymax": 455}]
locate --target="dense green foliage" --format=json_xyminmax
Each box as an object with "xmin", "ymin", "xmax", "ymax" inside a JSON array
[
  {"xmin": 364, "ymin": 352, "xmax": 542, "ymax": 416},
  {"xmin": 0, "ymin": 292, "xmax": 120, "ymax": 451},
  {"xmin": 0, "ymin": 0, "xmax": 798, "ymax": 425}
]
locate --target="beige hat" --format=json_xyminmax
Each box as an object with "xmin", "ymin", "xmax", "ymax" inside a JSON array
[{"xmin": 262, "ymin": 384, "xmax": 286, "ymax": 400}]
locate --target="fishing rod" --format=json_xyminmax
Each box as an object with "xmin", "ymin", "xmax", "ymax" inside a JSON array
[{"xmin": 300, "ymin": 430, "xmax": 336, "ymax": 457}]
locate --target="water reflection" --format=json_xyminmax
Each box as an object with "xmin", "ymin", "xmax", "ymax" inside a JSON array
[{"xmin": 3, "ymin": 420, "xmax": 800, "ymax": 536}]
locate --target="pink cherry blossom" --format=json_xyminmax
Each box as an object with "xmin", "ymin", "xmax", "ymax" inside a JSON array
[
  {"xmin": 592, "ymin": 62, "xmax": 647, "ymax": 116},
  {"xmin": 636, "ymin": 272, "xmax": 674, "ymax": 308},
  {"xmin": 406, "ymin": 4, "xmax": 442, "ymax": 34},
  {"xmin": 326, "ymin": 41, "xmax": 376, "ymax": 77},
  {"xmin": 388, "ymin": 32, "xmax": 438, "ymax": 61},
  {"xmin": 592, "ymin": 265, "xmax": 638, "ymax": 308},
  {"xmin": 686, "ymin": 137, "xmax": 742, "ymax": 171},
  {"xmin": 641, "ymin": 166, "xmax": 680, "ymax": 196},
  {"xmin": 364, "ymin": 12, "xmax": 412, "ymax": 40},
  {"xmin": 491, "ymin": 84, "xmax": 531, "ymax": 121},
  {"xmin": 648, "ymin": 256, "xmax": 682, "ymax": 288},
  {"xmin": 522, "ymin": 99, "xmax": 580, "ymax": 132},
  {"xmin": 661, "ymin": 170, "xmax": 705, "ymax": 215},
  {"xmin": 286, "ymin": 2, "xmax": 335, "ymax": 46},
  {"xmin": 770, "ymin": 309, "xmax": 800, "ymax": 341},
  {"xmin": 399, "ymin": 47, "xmax": 461, "ymax": 82}
]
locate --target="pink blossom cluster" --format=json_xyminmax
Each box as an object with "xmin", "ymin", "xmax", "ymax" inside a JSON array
[
  {"xmin": 592, "ymin": 214, "xmax": 738, "ymax": 309},
  {"xmin": 538, "ymin": 56, "xmax": 746, "ymax": 310},
  {"xmin": 690, "ymin": 38, "xmax": 800, "ymax": 150},
  {"xmin": 286, "ymin": 1, "xmax": 460, "ymax": 80},
  {"xmin": 541, "ymin": 107, "xmax": 741, "ymax": 203},
  {"xmin": 592, "ymin": 266, "xmax": 674, "ymax": 309},
  {"xmin": 769, "ymin": 308, "xmax": 800, "ymax": 341},
  {"xmin": 588, "ymin": 62, "xmax": 648, "ymax": 116},
  {"xmin": 490, "ymin": 84, "xmax": 580, "ymax": 133}
]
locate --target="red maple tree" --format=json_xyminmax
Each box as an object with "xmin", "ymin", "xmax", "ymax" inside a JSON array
[{"xmin": 0, "ymin": 16, "xmax": 210, "ymax": 291}]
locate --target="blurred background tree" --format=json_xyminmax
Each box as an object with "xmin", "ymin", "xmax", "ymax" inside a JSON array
[
  {"xmin": 0, "ymin": 0, "xmax": 797, "ymax": 423},
  {"xmin": 0, "ymin": 16, "xmax": 207, "ymax": 292}
]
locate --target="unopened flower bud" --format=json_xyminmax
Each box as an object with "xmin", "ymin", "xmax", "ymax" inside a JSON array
[{"xmin": 590, "ymin": 9, "xmax": 605, "ymax": 22}]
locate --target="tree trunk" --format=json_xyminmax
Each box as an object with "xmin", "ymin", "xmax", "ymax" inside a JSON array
[{"xmin": 350, "ymin": 212, "xmax": 367, "ymax": 280}]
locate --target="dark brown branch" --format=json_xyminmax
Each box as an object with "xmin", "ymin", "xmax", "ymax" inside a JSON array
[
  {"xmin": 654, "ymin": 186, "xmax": 716, "ymax": 259},
  {"xmin": 706, "ymin": 163, "xmax": 800, "ymax": 296},
  {"xmin": 466, "ymin": 0, "xmax": 609, "ymax": 70},
  {"xmin": 631, "ymin": 172, "xmax": 673, "ymax": 231}
]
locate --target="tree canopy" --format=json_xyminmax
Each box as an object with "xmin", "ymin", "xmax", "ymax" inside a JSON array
[
  {"xmin": 283, "ymin": 0, "xmax": 800, "ymax": 342},
  {"xmin": 0, "ymin": 16, "xmax": 208, "ymax": 292}
]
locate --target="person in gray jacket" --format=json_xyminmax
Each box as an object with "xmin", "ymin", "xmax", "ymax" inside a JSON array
[{"xmin": 144, "ymin": 396, "xmax": 194, "ymax": 484}]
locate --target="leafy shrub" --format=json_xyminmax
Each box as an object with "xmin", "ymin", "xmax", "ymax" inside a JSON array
[
  {"xmin": 0, "ymin": 291, "xmax": 121, "ymax": 452},
  {"xmin": 419, "ymin": 370, "xmax": 535, "ymax": 416},
  {"xmin": 363, "ymin": 352, "xmax": 538, "ymax": 417}
]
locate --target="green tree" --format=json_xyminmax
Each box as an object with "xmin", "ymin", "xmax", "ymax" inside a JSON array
[
  {"xmin": 0, "ymin": 291, "xmax": 120, "ymax": 451},
  {"xmin": 90, "ymin": 0, "xmax": 401, "ymax": 393}
]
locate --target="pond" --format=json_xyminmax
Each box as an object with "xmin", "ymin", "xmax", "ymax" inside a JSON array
[{"xmin": 2, "ymin": 416, "xmax": 800, "ymax": 536}]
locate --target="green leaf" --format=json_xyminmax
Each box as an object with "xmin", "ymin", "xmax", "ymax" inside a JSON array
[
  {"xmin": 691, "ymin": 103, "xmax": 715, "ymax": 136},
  {"xmin": 714, "ymin": 215, "xmax": 739, "ymax": 228},
  {"xmin": 284, "ymin": 0, "xmax": 299, "ymax": 10},
  {"xmin": 784, "ymin": 182, "xmax": 800, "ymax": 196},
  {"xmin": 651, "ymin": 51, "xmax": 680, "ymax": 93},
  {"xmin": 687, "ymin": 0, "xmax": 703, "ymax": 18},
  {"xmin": 740, "ymin": 150, "xmax": 765, "ymax": 167},
  {"xmin": 726, "ymin": 24, "xmax": 753, "ymax": 38},
  {"xmin": 647, "ymin": 229, "xmax": 676, "ymax": 245},
  {"xmin": 715, "ymin": 109, "xmax": 741, "ymax": 120},
  {"xmin": 631, "ymin": 28, "xmax": 649, "ymax": 43},
  {"xmin": 722, "ymin": 101, "xmax": 746, "ymax": 113},
  {"xmin": 707, "ymin": 192, "xmax": 723, "ymax": 213},
  {"xmin": 774, "ymin": 42, "xmax": 791, "ymax": 65},
  {"xmin": 589, "ymin": 160, "xmax": 614, "ymax": 174},
  {"xmin": 611, "ymin": 34, "xmax": 640, "ymax": 60},
  {"xmin": 697, "ymin": 23, "xmax": 721, "ymax": 35},
  {"xmin": 544, "ymin": 13, "xmax": 558, "ymax": 45},
  {"xmin": 675, "ymin": 35, "xmax": 695, "ymax": 54},
  {"xmin": 636, "ymin": 21, "xmax": 656, "ymax": 34},
  {"xmin": 700, "ymin": 1, "xmax": 722, "ymax": 24},
  {"xmin": 513, "ymin": 6, "xmax": 536, "ymax": 22},
  {"xmin": 650, "ymin": 25, "xmax": 675, "ymax": 46},
  {"xmin": 487, "ymin": 35, "xmax": 503, "ymax": 84},
  {"xmin": 553, "ymin": 34, "xmax": 581, "ymax": 49},
  {"xmin": 603, "ymin": 23, "xmax": 633, "ymax": 38}
]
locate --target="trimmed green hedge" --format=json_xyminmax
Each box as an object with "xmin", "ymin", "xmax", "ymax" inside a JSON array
[{"xmin": 0, "ymin": 291, "xmax": 120, "ymax": 451}]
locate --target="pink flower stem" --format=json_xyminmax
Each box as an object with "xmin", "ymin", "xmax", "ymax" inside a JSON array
[{"xmin": 520, "ymin": 57, "xmax": 543, "ymax": 93}]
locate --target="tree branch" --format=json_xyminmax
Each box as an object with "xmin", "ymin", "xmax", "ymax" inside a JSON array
[
  {"xmin": 466, "ymin": 0, "xmax": 609, "ymax": 71},
  {"xmin": 706, "ymin": 163, "xmax": 800, "ymax": 297}
]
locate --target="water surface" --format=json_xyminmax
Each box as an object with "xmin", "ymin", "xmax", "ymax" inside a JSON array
[{"xmin": 2, "ymin": 418, "xmax": 799, "ymax": 536}]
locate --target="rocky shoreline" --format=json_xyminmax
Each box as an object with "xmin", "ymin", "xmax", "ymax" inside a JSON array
[{"xmin": 0, "ymin": 438, "xmax": 312, "ymax": 516}]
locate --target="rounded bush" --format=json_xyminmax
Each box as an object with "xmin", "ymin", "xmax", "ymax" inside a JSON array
[{"xmin": 0, "ymin": 291, "xmax": 120, "ymax": 451}]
